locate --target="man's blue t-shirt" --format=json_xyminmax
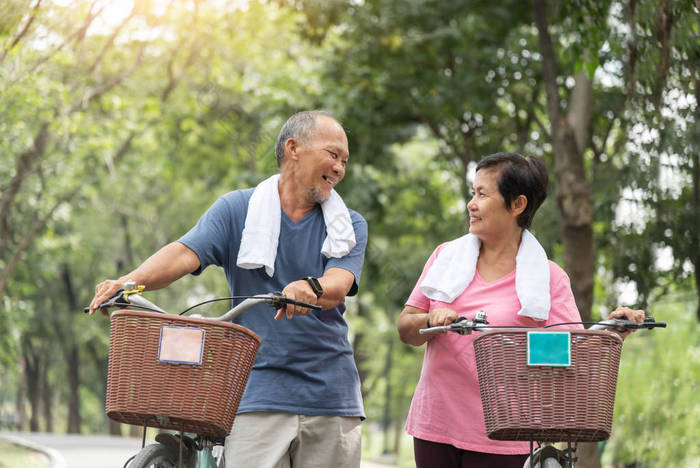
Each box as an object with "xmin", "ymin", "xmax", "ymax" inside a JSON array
[{"xmin": 178, "ymin": 188, "xmax": 367, "ymax": 418}]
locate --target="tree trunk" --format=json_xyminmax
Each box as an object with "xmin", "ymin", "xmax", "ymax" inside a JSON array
[
  {"xmin": 61, "ymin": 265, "xmax": 82, "ymax": 433},
  {"xmin": 41, "ymin": 362, "xmax": 53, "ymax": 432},
  {"xmin": 352, "ymin": 300, "xmax": 369, "ymax": 400},
  {"xmin": 533, "ymin": 0, "xmax": 595, "ymax": 322},
  {"xmin": 393, "ymin": 416, "xmax": 403, "ymax": 455},
  {"xmin": 109, "ymin": 420, "xmax": 123, "ymax": 436},
  {"xmin": 66, "ymin": 346, "xmax": 81, "ymax": 433},
  {"xmin": 533, "ymin": 1, "xmax": 598, "ymax": 466},
  {"xmin": 692, "ymin": 84, "xmax": 700, "ymax": 322},
  {"xmin": 85, "ymin": 339, "xmax": 121, "ymax": 435},
  {"xmin": 381, "ymin": 334, "xmax": 394, "ymax": 454},
  {"xmin": 23, "ymin": 343, "xmax": 41, "ymax": 432},
  {"xmin": 16, "ymin": 357, "xmax": 27, "ymax": 431}
]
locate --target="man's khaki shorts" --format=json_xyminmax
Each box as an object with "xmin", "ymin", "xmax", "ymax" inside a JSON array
[{"xmin": 223, "ymin": 411, "xmax": 362, "ymax": 468}]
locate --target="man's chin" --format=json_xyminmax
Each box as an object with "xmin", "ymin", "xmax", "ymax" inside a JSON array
[{"xmin": 311, "ymin": 188, "xmax": 330, "ymax": 204}]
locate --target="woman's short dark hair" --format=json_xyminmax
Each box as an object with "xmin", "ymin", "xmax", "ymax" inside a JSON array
[{"xmin": 475, "ymin": 152, "xmax": 549, "ymax": 229}]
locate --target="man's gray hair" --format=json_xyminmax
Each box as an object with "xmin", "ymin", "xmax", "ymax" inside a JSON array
[{"xmin": 274, "ymin": 110, "xmax": 336, "ymax": 167}]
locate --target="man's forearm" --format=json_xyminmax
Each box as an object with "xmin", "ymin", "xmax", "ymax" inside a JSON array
[{"xmin": 120, "ymin": 241, "xmax": 200, "ymax": 291}]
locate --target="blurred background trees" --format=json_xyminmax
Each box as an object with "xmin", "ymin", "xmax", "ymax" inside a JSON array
[{"xmin": 1, "ymin": 0, "xmax": 697, "ymax": 466}]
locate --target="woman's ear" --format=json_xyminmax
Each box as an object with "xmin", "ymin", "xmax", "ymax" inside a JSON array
[{"xmin": 511, "ymin": 195, "xmax": 528, "ymax": 216}]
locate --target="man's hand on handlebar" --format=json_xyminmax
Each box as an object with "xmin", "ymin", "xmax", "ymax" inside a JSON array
[
  {"xmin": 89, "ymin": 279, "xmax": 129, "ymax": 317},
  {"xmin": 275, "ymin": 280, "xmax": 319, "ymax": 320}
]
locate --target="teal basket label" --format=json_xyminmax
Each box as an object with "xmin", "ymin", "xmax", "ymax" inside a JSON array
[{"xmin": 526, "ymin": 331, "xmax": 571, "ymax": 367}]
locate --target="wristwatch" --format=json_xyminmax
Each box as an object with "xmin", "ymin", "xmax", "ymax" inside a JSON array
[{"xmin": 303, "ymin": 277, "xmax": 323, "ymax": 298}]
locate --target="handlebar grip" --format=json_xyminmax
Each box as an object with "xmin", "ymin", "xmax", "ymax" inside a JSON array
[
  {"xmin": 590, "ymin": 317, "xmax": 666, "ymax": 331},
  {"xmin": 419, "ymin": 325, "xmax": 450, "ymax": 334},
  {"xmin": 83, "ymin": 290, "xmax": 126, "ymax": 313},
  {"xmin": 280, "ymin": 297, "xmax": 322, "ymax": 311}
]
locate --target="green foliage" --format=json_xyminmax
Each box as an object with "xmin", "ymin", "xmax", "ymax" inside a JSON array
[
  {"xmin": 0, "ymin": 2, "xmax": 697, "ymax": 465},
  {"xmin": 0, "ymin": 441, "xmax": 48, "ymax": 468},
  {"xmin": 602, "ymin": 294, "xmax": 700, "ymax": 466}
]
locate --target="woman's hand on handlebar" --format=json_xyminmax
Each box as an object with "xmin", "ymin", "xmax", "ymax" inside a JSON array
[
  {"xmin": 427, "ymin": 308, "xmax": 459, "ymax": 329},
  {"xmin": 89, "ymin": 279, "xmax": 127, "ymax": 316},
  {"xmin": 275, "ymin": 280, "xmax": 319, "ymax": 320},
  {"xmin": 606, "ymin": 306, "xmax": 645, "ymax": 339}
]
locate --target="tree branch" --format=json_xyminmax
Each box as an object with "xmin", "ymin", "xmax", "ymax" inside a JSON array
[
  {"xmin": 68, "ymin": 44, "xmax": 146, "ymax": 114},
  {"xmin": 0, "ymin": 0, "xmax": 42, "ymax": 64},
  {"xmin": 10, "ymin": 1, "xmax": 104, "ymax": 86},
  {"xmin": 567, "ymin": 70, "xmax": 593, "ymax": 155},
  {"xmin": 0, "ymin": 122, "xmax": 50, "ymax": 249},
  {"xmin": 652, "ymin": 0, "xmax": 675, "ymax": 110},
  {"xmin": 160, "ymin": 43, "xmax": 200, "ymax": 102},
  {"xmin": 85, "ymin": 5, "xmax": 136, "ymax": 75},
  {"xmin": 0, "ymin": 190, "xmax": 77, "ymax": 297},
  {"xmin": 532, "ymin": 0, "xmax": 562, "ymax": 126}
]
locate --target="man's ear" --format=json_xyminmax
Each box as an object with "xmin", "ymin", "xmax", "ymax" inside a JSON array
[
  {"xmin": 285, "ymin": 138, "xmax": 300, "ymax": 161},
  {"xmin": 511, "ymin": 194, "xmax": 527, "ymax": 216}
]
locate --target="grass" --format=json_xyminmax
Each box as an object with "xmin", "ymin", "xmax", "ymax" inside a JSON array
[{"xmin": 0, "ymin": 440, "xmax": 48, "ymax": 468}]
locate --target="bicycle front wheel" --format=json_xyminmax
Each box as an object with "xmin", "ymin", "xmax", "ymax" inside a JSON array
[{"xmin": 128, "ymin": 442, "xmax": 181, "ymax": 468}]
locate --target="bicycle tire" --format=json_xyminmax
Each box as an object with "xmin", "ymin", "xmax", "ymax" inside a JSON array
[
  {"xmin": 128, "ymin": 443, "xmax": 181, "ymax": 468},
  {"xmin": 523, "ymin": 445, "xmax": 569, "ymax": 468}
]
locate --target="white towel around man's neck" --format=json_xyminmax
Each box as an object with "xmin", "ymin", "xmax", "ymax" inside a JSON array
[
  {"xmin": 236, "ymin": 174, "xmax": 356, "ymax": 277},
  {"xmin": 419, "ymin": 229, "xmax": 551, "ymax": 321}
]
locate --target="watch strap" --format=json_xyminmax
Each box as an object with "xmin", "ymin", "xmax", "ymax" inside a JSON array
[{"xmin": 304, "ymin": 277, "xmax": 323, "ymax": 298}]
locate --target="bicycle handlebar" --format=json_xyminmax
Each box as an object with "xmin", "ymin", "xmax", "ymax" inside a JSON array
[
  {"xmin": 419, "ymin": 311, "xmax": 490, "ymax": 335},
  {"xmin": 588, "ymin": 316, "xmax": 667, "ymax": 332},
  {"xmin": 84, "ymin": 289, "xmax": 321, "ymax": 320},
  {"xmin": 215, "ymin": 293, "xmax": 321, "ymax": 322},
  {"xmin": 418, "ymin": 312, "xmax": 667, "ymax": 335}
]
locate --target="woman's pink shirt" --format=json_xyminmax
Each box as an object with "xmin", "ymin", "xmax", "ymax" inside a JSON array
[{"xmin": 404, "ymin": 243, "xmax": 581, "ymax": 454}]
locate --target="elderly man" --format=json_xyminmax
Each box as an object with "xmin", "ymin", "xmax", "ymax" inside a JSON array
[{"xmin": 89, "ymin": 110, "xmax": 368, "ymax": 467}]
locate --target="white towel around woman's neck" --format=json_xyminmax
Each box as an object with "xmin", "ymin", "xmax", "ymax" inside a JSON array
[
  {"xmin": 419, "ymin": 229, "xmax": 551, "ymax": 321},
  {"xmin": 236, "ymin": 174, "xmax": 356, "ymax": 277}
]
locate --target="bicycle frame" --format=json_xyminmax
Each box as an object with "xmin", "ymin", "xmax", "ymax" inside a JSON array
[
  {"xmin": 93, "ymin": 286, "xmax": 321, "ymax": 468},
  {"xmin": 419, "ymin": 315, "xmax": 666, "ymax": 468}
]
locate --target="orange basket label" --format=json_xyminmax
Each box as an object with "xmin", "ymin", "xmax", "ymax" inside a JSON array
[{"xmin": 158, "ymin": 326, "xmax": 205, "ymax": 365}]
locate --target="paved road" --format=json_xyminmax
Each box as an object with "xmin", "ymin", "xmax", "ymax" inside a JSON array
[
  {"xmin": 0, "ymin": 431, "xmax": 397, "ymax": 468},
  {"xmin": 1, "ymin": 432, "xmax": 143, "ymax": 468}
]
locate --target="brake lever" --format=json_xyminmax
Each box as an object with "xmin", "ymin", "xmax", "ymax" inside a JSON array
[
  {"xmin": 268, "ymin": 292, "xmax": 322, "ymax": 311},
  {"xmin": 641, "ymin": 316, "xmax": 667, "ymax": 329},
  {"xmin": 83, "ymin": 289, "xmax": 125, "ymax": 313},
  {"xmin": 590, "ymin": 316, "xmax": 666, "ymax": 332}
]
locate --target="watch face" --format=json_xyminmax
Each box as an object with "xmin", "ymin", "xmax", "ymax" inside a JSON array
[{"xmin": 305, "ymin": 277, "xmax": 323, "ymax": 297}]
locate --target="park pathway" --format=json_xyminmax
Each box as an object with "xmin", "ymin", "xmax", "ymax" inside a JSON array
[{"xmin": 0, "ymin": 431, "xmax": 399, "ymax": 468}]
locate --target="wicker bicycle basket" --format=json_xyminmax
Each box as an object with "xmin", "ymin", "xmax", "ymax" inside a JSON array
[
  {"xmin": 473, "ymin": 329, "xmax": 623, "ymax": 443},
  {"xmin": 106, "ymin": 309, "xmax": 261, "ymax": 438}
]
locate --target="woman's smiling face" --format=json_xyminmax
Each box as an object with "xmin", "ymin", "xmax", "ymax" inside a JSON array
[{"xmin": 467, "ymin": 167, "xmax": 518, "ymax": 239}]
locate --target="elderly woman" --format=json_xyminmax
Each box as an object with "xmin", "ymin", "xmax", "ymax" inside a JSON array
[{"xmin": 397, "ymin": 152, "xmax": 643, "ymax": 468}]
